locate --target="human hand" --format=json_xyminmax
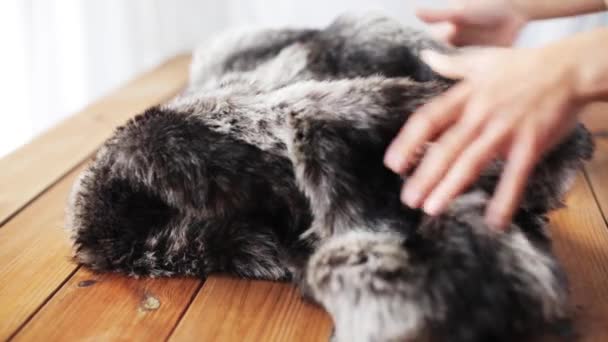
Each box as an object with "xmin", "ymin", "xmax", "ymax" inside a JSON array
[
  {"xmin": 416, "ymin": 0, "xmax": 528, "ymax": 47},
  {"xmin": 384, "ymin": 46, "xmax": 586, "ymax": 229}
]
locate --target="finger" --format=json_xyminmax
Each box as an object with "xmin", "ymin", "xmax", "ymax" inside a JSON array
[
  {"xmin": 428, "ymin": 23, "xmax": 458, "ymax": 46},
  {"xmin": 447, "ymin": 26, "xmax": 488, "ymax": 47},
  {"xmin": 431, "ymin": 24, "xmax": 485, "ymax": 48},
  {"xmin": 485, "ymin": 132, "xmax": 539, "ymax": 230},
  {"xmin": 384, "ymin": 83, "xmax": 471, "ymax": 174},
  {"xmin": 421, "ymin": 48, "xmax": 505, "ymax": 80},
  {"xmin": 416, "ymin": 7, "xmax": 464, "ymax": 24},
  {"xmin": 401, "ymin": 116, "xmax": 483, "ymax": 209},
  {"xmin": 421, "ymin": 119, "xmax": 512, "ymax": 216},
  {"xmin": 420, "ymin": 50, "xmax": 476, "ymax": 80}
]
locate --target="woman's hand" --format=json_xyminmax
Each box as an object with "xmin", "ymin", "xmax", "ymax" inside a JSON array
[
  {"xmin": 417, "ymin": 0, "xmax": 607, "ymax": 47},
  {"xmin": 416, "ymin": 0, "xmax": 529, "ymax": 47},
  {"xmin": 383, "ymin": 37, "xmax": 606, "ymax": 229}
]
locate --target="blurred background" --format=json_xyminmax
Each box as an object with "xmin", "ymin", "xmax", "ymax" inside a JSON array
[{"xmin": 1, "ymin": 0, "xmax": 607, "ymax": 157}]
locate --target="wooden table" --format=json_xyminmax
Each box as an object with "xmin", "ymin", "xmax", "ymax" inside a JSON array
[{"xmin": 0, "ymin": 55, "xmax": 606, "ymax": 341}]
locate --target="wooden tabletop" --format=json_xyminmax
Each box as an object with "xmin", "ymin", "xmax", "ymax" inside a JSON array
[{"xmin": 0, "ymin": 55, "xmax": 606, "ymax": 341}]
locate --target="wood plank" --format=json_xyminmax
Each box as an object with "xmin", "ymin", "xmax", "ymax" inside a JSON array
[
  {"xmin": 585, "ymin": 137, "xmax": 608, "ymax": 223},
  {"xmin": 0, "ymin": 54, "xmax": 191, "ymax": 226},
  {"xmin": 167, "ymin": 176, "xmax": 606, "ymax": 342},
  {"xmin": 0, "ymin": 59, "xmax": 601, "ymax": 341},
  {"xmin": 580, "ymin": 102, "xmax": 608, "ymax": 136},
  {"xmin": 0, "ymin": 165, "xmax": 84, "ymax": 340},
  {"xmin": 0, "ymin": 55, "xmax": 191, "ymax": 339},
  {"xmin": 549, "ymin": 173, "xmax": 608, "ymax": 341},
  {"xmin": 1, "ymin": 156, "xmax": 203, "ymax": 341},
  {"xmin": 169, "ymin": 276, "xmax": 333, "ymax": 341},
  {"xmin": 580, "ymin": 102, "xmax": 608, "ymax": 224},
  {"xmin": 13, "ymin": 269, "xmax": 201, "ymax": 341}
]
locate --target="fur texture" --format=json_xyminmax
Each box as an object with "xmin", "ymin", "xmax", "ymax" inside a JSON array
[{"xmin": 66, "ymin": 13, "xmax": 594, "ymax": 341}]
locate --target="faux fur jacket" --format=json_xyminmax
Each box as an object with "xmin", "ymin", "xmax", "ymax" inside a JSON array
[{"xmin": 66, "ymin": 13, "xmax": 594, "ymax": 342}]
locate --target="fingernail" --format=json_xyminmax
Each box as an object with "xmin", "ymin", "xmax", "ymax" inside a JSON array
[
  {"xmin": 401, "ymin": 186, "xmax": 422, "ymax": 208},
  {"xmin": 384, "ymin": 148, "xmax": 406, "ymax": 172},
  {"xmin": 423, "ymin": 196, "xmax": 444, "ymax": 216}
]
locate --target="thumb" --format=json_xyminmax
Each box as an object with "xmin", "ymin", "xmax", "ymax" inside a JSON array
[
  {"xmin": 416, "ymin": 7, "xmax": 464, "ymax": 24},
  {"xmin": 420, "ymin": 49, "xmax": 487, "ymax": 80},
  {"xmin": 428, "ymin": 23, "xmax": 457, "ymax": 45}
]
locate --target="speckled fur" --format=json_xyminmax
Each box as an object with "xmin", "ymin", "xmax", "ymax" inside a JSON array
[{"xmin": 66, "ymin": 13, "xmax": 594, "ymax": 342}]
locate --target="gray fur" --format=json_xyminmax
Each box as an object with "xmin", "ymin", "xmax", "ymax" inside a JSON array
[{"xmin": 66, "ymin": 13, "xmax": 593, "ymax": 341}]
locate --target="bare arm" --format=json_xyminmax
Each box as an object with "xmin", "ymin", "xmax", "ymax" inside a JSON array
[
  {"xmin": 417, "ymin": 0, "xmax": 608, "ymax": 47},
  {"xmin": 512, "ymin": 0, "xmax": 607, "ymax": 20}
]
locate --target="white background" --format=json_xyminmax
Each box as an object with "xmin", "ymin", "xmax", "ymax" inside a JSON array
[{"xmin": 1, "ymin": 0, "xmax": 606, "ymax": 157}]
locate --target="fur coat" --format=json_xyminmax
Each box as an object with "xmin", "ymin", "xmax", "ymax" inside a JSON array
[{"xmin": 66, "ymin": 13, "xmax": 594, "ymax": 341}]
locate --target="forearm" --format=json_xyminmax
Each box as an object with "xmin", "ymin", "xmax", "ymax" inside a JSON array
[{"xmin": 512, "ymin": 0, "xmax": 607, "ymax": 20}]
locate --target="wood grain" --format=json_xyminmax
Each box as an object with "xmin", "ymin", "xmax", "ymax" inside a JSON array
[
  {"xmin": 13, "ymin": 269, "xmax": 201, "ymax": 342},
  {"xmin": 0, "ymin": 55, "xmax": 191, "ymax": 340},
  {"xmin": 585, "ymin": 137, "xmax": 608, "ymax": 223},
  {"xmin": 0, "ymin": 54, "xmax": 191, "ymax": 226},
  {"xmin": 580, "ymin": 102, "xmax": 608, "ymax": 224},
  {"xmin": 0, "ymin": 165, "xmax": 84, "ymax": 340},
  {"xmin": 580, "ymin": 102, "xmax": 608, "ymax": 136},
  {"xmin": 169, "ymin": 276, "xmax": 333, "ymax": 342},
  {"xmin": 550, "ymin": 173, "xmax": 608, "ymax": 341},
  {"xmin": 0, "ymin": 57, "xmax": 606, "ymax": 342}
]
